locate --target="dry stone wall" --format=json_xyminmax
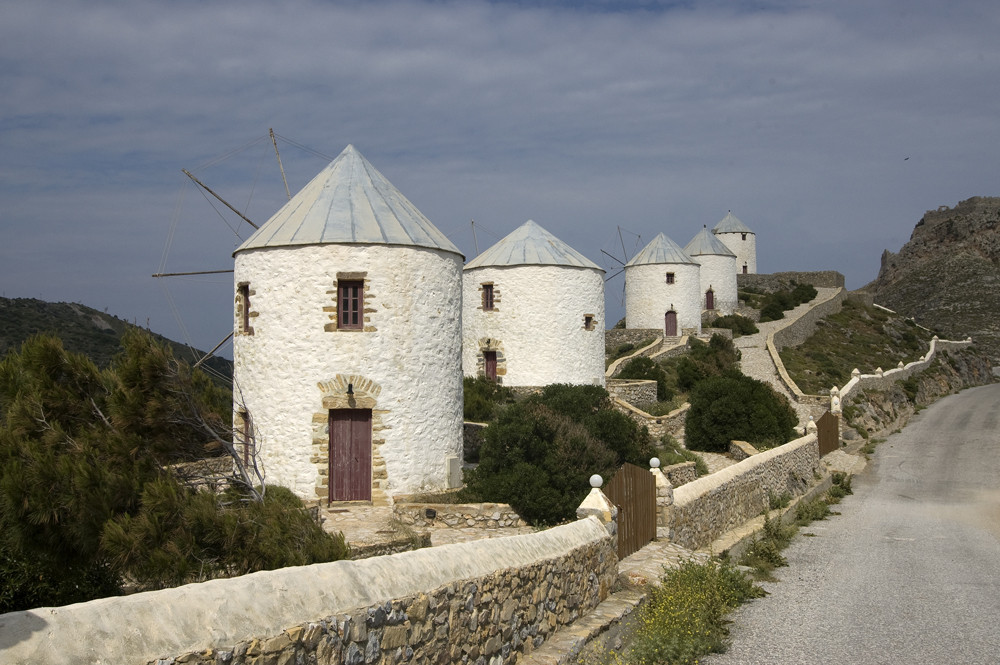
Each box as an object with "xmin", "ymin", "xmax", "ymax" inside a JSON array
[
  {"xmin": 738, "ymin": 270, "xmax": 845, "ymax": 291},
  {"xmin": 668, "ymin": 434, "xmax": 820, "ymax": 550},
  {"xmin": 2, "ymin": 519, "xmax": 616, "ymax": 665},
  {"xmin": 393, "ymin": 502, "xmax": 527, "ymax": 529},
  {"xmin": 606, "ymin": 379, "xmax": 658, "ymax": 406}
]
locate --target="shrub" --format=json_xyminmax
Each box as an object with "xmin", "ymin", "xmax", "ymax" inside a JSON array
[
  {"xmin": 630, "ymin": 559, "xmax": 764, "ymax": 664},
  {"xmin": 759, "ymin": 300, "xmax": 786, "ymax": 322},
  {"xmin": 685, "ymin": 372, "xmax": 798, "ymax": 452},
  {"xmin": 463, "ymin": 376, "xmax": 515, "ymax": 422},
  {"xmin": 461, "ymin": 385, "xmax": 655, "ymax": 525},
  {"xmin": 674, "ymin": 334, "xmax": 740, "ymax": 392},
  {"xmin": 658, "ymin": 434, "xmax": 709, "ymax": 476},
  {"xmin": 617, "ymin": 356, "xmax": 674, "ymax": 401},
  {"xmin": 708, "ymin": 314, "xmax": 759, "ymax": 337}
]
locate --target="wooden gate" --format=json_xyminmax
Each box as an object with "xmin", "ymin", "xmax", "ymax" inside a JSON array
[
  {"xmin": 817, "ymin": 410, "xmax": 839, "ymax": 457},
  {"xmin": 603, "ymin": 463, "xmax": 656, "ymax": 559}
]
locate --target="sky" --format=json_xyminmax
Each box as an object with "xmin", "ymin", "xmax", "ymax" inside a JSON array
[{"xmin": 2, "ymin": 0, "xmax": 998, "ymax": 359}]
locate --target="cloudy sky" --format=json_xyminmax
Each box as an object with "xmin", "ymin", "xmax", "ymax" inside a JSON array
[{"xmin": 2, "ymin": 0, "xmax": 998, "ymax": 357}]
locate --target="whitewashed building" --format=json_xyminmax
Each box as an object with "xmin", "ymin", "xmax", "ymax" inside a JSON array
[
  {"xmin": 684, "ymin": 226, "xmax": 738, "ymax": 316},
  {"xmin": 624, "ymin": 233, "xmax": 702, "ymax": 336},
  {"xmin": 463, "ymin": 220, "xmax": 606, "ymax": 387},
  {"xmin": 712, "ymin": 211, "xmax": 757, "ymax": 275},
  {"xmin": 232, "ymin": 145, "xmax": 465, "ymax": 505}
]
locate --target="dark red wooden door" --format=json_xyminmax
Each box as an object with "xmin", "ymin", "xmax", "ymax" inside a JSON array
[
  {"xmin": 329, "ymin": 409, "xmax": 372, "ymax": 502},
  {"xmin": 484, "ymin": 351, "xmax": 497, "ymax": 381},
  {"xmin": 705, "ymin": 288, "xmax": 715, "ymax": 310},
  {"xmin": 664, "ymin": 310, "xmax": 677, "ymax": 336}
]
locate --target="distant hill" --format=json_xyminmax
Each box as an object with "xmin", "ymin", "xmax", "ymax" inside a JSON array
[
  {"xmin": 867, "ymin": 196, "xmax": 1000, "ymax": 363},
  {"xmin": 0, "ymin": 297, "xmax": 233, "ymax": 382}
]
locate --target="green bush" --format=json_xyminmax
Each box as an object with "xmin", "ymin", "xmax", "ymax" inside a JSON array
[
  {"xmin": 461, "ymin": 385, "xmax": 655, "ymax": 525},
  {"xmin": 759, "ymin": 300, "xmax": 786, "ymax": 322},
  {"xmin": 674, "ymin": 334, "xmax": 740, "ymax": 392},
  {"xmin": 617, "ymin": 356, "xmax": 674, "ymax": 401},
  {"xmin": 463, "ymin": 376, "xmax": 515, "ymax": 422},
  {"xmin": 708, "ymin": 314, "xmax": 759, "ymax": 337},
  {"xmin": 658, "ymin": 435, "xmax": 709, "ymax": 476},
  {"xmin": 630, "ymin": 559, "xmax": 764, "ymax": 664},
  {"xmin": 685, "ymin": 372, "xmax": 798, "ymax": 452}
]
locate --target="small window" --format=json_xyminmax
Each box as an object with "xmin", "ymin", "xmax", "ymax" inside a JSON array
[
  {"xmin": 338, "ymin": 280, "xmax": 363, "ymax": 330},
  {"xmin": 482, "ymin": 283, "xmax": 494, "ymax": 311},
  {"xmin": 741, "ymin": 233, "xmax": 747, "ymax": 241},
  {"xmin": 665, "ymin": 272, "xmax": 675, "ymax": 284},
  {"xmin": 584, "ymin": 315, "xmax": 594, "ymax": 330},
  {"xmin": 237, "ymin": 283, "xmax": 252, "ymax": 334}
]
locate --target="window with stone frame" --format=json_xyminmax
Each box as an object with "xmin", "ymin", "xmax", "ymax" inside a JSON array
[
  {"xmin": 482, "ymin": 283, "xmax": 495, "ymax": 311},
  {"xmin": 237, "ymin": 282, "xmax": 253, "ymax": 335},
  {"xmin": 338, "ymin": 280, "xmax": 364, "ymax": 330},
  {"xmin": 665, "ymin": 272, "xmax": 675, "ymax": 284},
  {"xmin": 584, "ymin": 314, "xmax": 595, "ymax": 330}
]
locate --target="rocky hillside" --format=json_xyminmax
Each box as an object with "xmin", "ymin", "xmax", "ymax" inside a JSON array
[
  {"xmin": 0, "ymin": 297, "xmax": 232, "ymax": 382},
  {"xmin": 868, "ymin": 197, "xmax": 1000, "ymax": 363}
]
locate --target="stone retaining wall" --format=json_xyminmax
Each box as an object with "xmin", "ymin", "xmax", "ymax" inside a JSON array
[
  {"xmin": 668, "ymin": 434, "xmax": 821, "ymax": 550},
  {"xmin": 606, "ymin": 379, "xmax": 658, "ymax": 406},
  {"xmin": 839, "ymin": 338, "xmax": 973, "ymax": 405},
  {"xmin": 2, "ymin": 519, "xmax": 617, "ymax": 665},
  {"xmin": 662, "ymin": 461, "xmax": 698, "ymax": 488},
  {"xmin": 738, "ymin": 270, "xmax": 845, "ymax": 291},
  {"xmin": 770, "ymin": 288, "xmax": 847, "ymax": 353},
  {"xmin": 604, "ymin": 328, "xmax": 661, "ymax": 352},
  {"xmin": 393, "ymin": 502, "xmax": 527, "ymax": 529}
]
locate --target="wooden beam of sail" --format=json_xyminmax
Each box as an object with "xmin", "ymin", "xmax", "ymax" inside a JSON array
[
  {"xmin": 194, "ymin": 331, "xmax": 235, "ymax": 369},
  {"xmin": 152, "ymin": 269, "xmax": 234, "ymax": 278},
  {"xmin": 181, "ymin": 169, "xmax": 259, "ymax": 230}
]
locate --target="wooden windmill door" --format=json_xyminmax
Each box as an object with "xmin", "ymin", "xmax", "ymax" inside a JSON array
[
  {"xmin": 329, "ymin": 409, "xmax": 372, "ymax": 502},
  {"xmin": 484, "ymin": 351, "xmax": 498, "ymax": 382},
  {"xmin": 664, "ymin": 310, "xmax": 677, "ymax": 336},
  {"xmin": 705, "ymin": 288, "xmax": 715, "ymax": 310}
]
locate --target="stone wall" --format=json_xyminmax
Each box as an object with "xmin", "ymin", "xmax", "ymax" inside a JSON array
[
  {"xmin": 662, "ymin": 461, "xmax": 698, "ymax": 488},
  {"xmin": 738, "ymin": 270, "xmax": 845, "ymax": 291},
  {"xmin": 839, "ymin": 338, "xmax": 973, "ymax": 405},
  {"xmin": 2, "ymin": 519, "xmax": 617, "ymax": 665},
  {"xmin": 606, "ymin": 379, "xmax": 658, "ymax": 406},
  {"xmin": 393, "ymin": 502, "xmax": 527, "ymax": 529},
  {"xmin": 605, "ymin": 328, "xmax": 661, "ymax": 352},
  {"xmin": 770, "ymin": 288, "xmax": 847, "ymax": 352},
  {"xmin": 668, "ymin": 434, "xmax": 821, "ymax": 550}
]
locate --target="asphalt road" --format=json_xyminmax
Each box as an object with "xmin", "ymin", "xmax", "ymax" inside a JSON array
[{"xmin": 705, "ymin": 383, "xmax": 1000, "ymax": 665}]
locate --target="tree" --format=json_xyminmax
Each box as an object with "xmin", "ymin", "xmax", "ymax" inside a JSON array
[
  {"xmin": 0, "ymin": 332, "xmax": 346, "ymax": 611},
  {"xmin": 684, "ymin": 372, "xmax": 798, "ymax": 453},
  {"xmin": 461, "ymin": 384, "xmax": 655, "ymax": 525}
]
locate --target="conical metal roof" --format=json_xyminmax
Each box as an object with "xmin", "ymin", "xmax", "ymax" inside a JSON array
[
  {"xmin": 685, "ymin": 226, "xmax": 736, "ymax": 257},
  {"xmin": 712, "ymin": 211, "xmax": 753, "ymax": 235},
  {"xmin": 465, "ymin": 220, "xmax": 603, "ymax": 271},
  {"xmin": 235, "ymin": 145, "xmax": 461, "ymax": 256},
  {"xmin": 625, "ymin": 233, "xmax": 699, "ymax": 267}
]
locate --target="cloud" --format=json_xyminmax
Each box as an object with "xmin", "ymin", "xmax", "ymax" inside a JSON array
[{"xmin": 2, "ymin": 0, "xmax": 999, "ymax": 351}]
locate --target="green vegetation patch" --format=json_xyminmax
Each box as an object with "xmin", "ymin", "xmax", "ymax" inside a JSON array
[
  {"xmin": 628, "ymin": 559, "xmax": 765, "ymax": 665},
  {"xmin": 778, "ymin": 300, "xmax": 936, "ymax": 395},
  {"xmin": 685, "ymin": 372, "xmax": 797, "ymax": 453},
  {"xmin": 459, "ymin": 384, "xmax": 655, "ymax": 525}
]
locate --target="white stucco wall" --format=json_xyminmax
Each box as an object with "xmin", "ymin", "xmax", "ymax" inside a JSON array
[
  {"xmin": 233, "ymin": 243, "xmax": 464, "ymax": 500},
  {"xmin": 624, "ymin": 262, "xmax": 702, "ymax": 334},
  {"xmin": 462, "ymin": 265, "xmax": 605, "ymax": 387},
  {"xmin": 693, "ymin": 254, "xmax": 738, "ymax": 315},
  {"xmin": 716, "ymin": 232, "xmax": 757, "ymax": 274}
]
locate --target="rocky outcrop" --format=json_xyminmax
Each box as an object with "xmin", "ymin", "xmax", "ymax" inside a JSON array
[
  {"xmin": 868, "ymin": 197, "xmax": 1000, "ymax": 363},
  {"xmin": 842, "ymin": 348, "xmax": 994, "ymax": 440}
]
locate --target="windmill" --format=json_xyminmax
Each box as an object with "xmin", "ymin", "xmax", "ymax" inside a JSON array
[{"xmin": 154, "ymin": 130, "xmax": 332, "ymax": 378}]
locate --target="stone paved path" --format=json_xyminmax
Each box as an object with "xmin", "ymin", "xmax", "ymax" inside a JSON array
[{"xmin": 733, "ymin": 287, "xmax": 840, "ymax": 426}]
